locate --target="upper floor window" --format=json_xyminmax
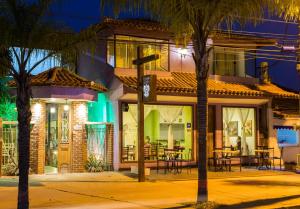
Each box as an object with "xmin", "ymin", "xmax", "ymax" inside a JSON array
[
  {"xmin": 107, "ymin": 35, "xmax": 169, "ymax": 71},
  {"xmin": 212, "ymin": 47, "xmax": 245, "ymax": 77}
]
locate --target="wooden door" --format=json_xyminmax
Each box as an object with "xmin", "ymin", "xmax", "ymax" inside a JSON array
[{"xmin": 57, "ymin": 104, "xmax": 71, "ymax": 173}]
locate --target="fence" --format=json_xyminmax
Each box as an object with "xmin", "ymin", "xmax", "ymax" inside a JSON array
[
  {"xmin": 0, "ymin": 120, "xmax": 18, "ymax": 174},
  {"xmin": 85, "ymin": 122, "xmax": 114, "ymax": 170}
]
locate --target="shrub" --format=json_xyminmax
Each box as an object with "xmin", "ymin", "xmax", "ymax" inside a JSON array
[{"xmin": 85, "ymin": 154, "xmax": 105, "ymax": 172}]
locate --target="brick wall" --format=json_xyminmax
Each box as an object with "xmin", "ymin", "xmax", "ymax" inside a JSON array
[
  {"xmin": 0, "ymin": 118, "xmax": 2, "ymax": 176},
  {"xmin": 71, "ymin": 102, "xmax": 87, "ymax": 172},
  {"xmin": 105, "ymin": 123, "xmax": 114, "ymax": 170},
  {"xmin": 30, "ymin": 102, "xmax": 46, "ymax": 174}
]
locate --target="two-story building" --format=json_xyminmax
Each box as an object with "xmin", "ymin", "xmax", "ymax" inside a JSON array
[{"xmin": 78, "ymin": 18, "xmax": 300, "ymax": 171}]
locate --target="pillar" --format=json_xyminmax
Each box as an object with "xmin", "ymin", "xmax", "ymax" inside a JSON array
[
  {"xmin": 71, "ymin": 102, "xmax": 87, "ymax": 172},
  {"xmin": 30, "ymin": 101, "xmax": 46, "ymax": 174},
  {"xmin": 215, "ymin": 105, "xmax": 223, "ymax": 149}
]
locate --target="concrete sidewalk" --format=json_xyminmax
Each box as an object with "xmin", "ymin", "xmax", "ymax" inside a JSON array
[{"xmin": 0, "ymin": 170, "xmax": 300, "ymax": 209}]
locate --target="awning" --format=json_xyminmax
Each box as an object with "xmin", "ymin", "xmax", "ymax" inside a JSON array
[{"xmin": 273, "ymin": 125, "xmax": 294, "ymax": 130}]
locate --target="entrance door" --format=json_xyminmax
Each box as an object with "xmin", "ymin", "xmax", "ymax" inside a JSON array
[{"xmin": 45, "ymin": 104, "xmax": 71, "ymax": 174}]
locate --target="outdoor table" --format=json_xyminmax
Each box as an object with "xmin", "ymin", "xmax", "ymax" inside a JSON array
[
  {"xmin": 255, "ymin": 149, "xmax": 272, "ymax": 169},
  {"xmin": 212, "ymin": 149, "xmax": 240, "ymax": 172}
]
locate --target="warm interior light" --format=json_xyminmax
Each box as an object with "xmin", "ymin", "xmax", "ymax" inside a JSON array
[
  {"xmin": 178, "ymin": 48, "xmax": 188, "ymax": 56},
  {"xmin": 64, "ymin": 104, "xmax": 69, "ymax": 111},
  {"xmin": 33, "ymin": 103, "xmax": 41, "ymax": 114},
  {"xmin": 50, "ymin": 107, "xmax": 56, "ymax": 114}
]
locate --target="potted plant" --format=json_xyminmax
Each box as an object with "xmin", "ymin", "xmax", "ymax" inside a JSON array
[{"xmin": 284, "ymin": 161, "xmax": 297, "ymax": 171}]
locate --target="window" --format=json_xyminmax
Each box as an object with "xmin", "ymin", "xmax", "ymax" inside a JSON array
[
  {"xmin": 213, "ymin": 47, "xmax": 245, "ymax": 77},
  {"xmin": 222, "ymin": 107, "xmax": 256, "ymax": 156},
  {"xmin": 277, "ymin": 128, "xmax": 299, "ymax": 146},
  {"xmin": 107, "ymin": 35, "xmax": 169, "ymax": 71},
  {"xmin": 122, "ymin": 104, "xmax": 193, "ymax": 161}
]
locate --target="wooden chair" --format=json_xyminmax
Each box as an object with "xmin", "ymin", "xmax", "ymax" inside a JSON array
[
  {"xmin": 122, "ymin": 146, "xmax": 129, "ymax": 161},
  {"xmin": 144, "ymin": 146, "xmax": 151, "ymax": 160}
]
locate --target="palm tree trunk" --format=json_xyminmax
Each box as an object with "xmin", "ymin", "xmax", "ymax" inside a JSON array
[
  {"xmin": 16, "ymin": 73, "xmax": 32, "ymax": 209},
  {"xmin": 192, "ymin": 33, "xmax": 209, "ymax": 203},
  {"xmin": 195, "ymin": 62, "xmax": 208, "ymax": 203}
]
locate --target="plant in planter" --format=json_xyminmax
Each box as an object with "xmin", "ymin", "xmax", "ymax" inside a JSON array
[
  {"xmin": 284, "ymin": 161, "xmax": 297, "ymax": 171},
  {"xmin": 85, "ymin": 154, "xmax": 105, "ymax": 172}
]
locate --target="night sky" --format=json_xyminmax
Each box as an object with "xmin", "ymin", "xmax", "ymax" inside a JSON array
[{"xmin": 51, "ymin": 0, "xmax": 300, "ymax": 91}]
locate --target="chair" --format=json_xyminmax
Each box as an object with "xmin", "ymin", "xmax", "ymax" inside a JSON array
[
  {"xmin": 127, "ymin": 145, "xmax": 135, "ymax": 161},
  {"xmin": 122, "ymin": 146, "xmax": 129, "ymax": 161},
  {"xmin": 156, "ymin": 146, "xmax": 166, "ymax": 173},
  {"xmin": 213, "ymin": 148, "xmax": 232, "ymax": 172},
  {"xmin": 144, "ymin": 146, "xmax": 151, "ymax": 160}
]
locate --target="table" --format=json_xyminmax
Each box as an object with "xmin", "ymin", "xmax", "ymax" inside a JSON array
[
  {"xmin": 212, "ymin": 149, "xmax": 241, "ymax": 172},
  {"xmin": 255, "ymin": 149, "xmax": 272, "ymax": 169}
]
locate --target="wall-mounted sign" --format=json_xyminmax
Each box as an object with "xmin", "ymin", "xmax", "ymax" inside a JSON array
[
  {"xmin": 187, "ymin": 123, "xmax": 192, "ymax": 129},
  {"xmin": 143, "ymin": 75, "xmax": 157, "ymax": 103}
]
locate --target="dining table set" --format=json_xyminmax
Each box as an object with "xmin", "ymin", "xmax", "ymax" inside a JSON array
[{"xmin": 209, "ymin": 145, "xmax": 276, "ymax": 172}]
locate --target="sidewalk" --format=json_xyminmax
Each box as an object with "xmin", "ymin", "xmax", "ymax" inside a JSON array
[{"xmin": 0, "ymin": 169, "xmax": 299, "ymax": 209}]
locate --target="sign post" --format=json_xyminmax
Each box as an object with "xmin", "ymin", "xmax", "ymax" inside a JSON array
[{"xmin": 133, "ymin": 46, "xmax": 158, "ymax": 182}]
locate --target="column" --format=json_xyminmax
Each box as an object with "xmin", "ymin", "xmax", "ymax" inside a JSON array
[
  {"xmin": 71, "ymin": 102, "xmax": 87, "ymax": 173},
  {"xmin": 30, "ymin": 101, "xmax": 46, "ymax": 174}
]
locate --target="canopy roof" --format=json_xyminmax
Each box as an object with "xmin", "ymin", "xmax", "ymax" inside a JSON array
[
  {"xmin": 10, "ymin": 67, "xmax": 107, "ymax": 92},
  {"xmin": 117, "ymin": 72, "xmax": 299, "ymax": 99}
]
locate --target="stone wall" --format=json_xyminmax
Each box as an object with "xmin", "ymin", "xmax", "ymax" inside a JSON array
[
  {"xmin": 30, "ymin": 102, "xmax": 46, "ymax": 174},
  {"xmin": 71, "ymin": 102, "xmax": 88, "ymax": 172}
]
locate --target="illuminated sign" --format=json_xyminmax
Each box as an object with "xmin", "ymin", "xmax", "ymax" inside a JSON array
[{"xmin": 142, "ymin": 75, "xmax": 157, "ymax": 103}]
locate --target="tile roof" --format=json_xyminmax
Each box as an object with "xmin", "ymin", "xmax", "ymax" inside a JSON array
[
  {"xmin": 101, "ymin": 18, "xmax": 275, "ymax": 44},
  {"xmin": 10, "ymin": 67, "xmax": 107, "ymax": 92},
  {"xmin": 117, "ymin": 72, "xmax": 298, "ymax": 98},
  {"xmin": 103, "ymin": 18, "xmax": 168, "ymax": 33}
]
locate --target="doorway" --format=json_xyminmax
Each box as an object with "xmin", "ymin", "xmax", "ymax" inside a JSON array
[{"xmin": 45, "ymin": 103, "xmax": 71, "ymax": 174}]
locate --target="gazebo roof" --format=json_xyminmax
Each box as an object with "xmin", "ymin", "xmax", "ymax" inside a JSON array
[{"xmin": 10, "ymin": 67, "xmax": 107, "ymax": 92}]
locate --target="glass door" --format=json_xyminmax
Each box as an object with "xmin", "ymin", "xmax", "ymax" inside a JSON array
[
  {"xmin": 45, "ymin": 104, "xmax": 58, "ymax": 174},
  {"xmin": 45, "ymin": 103, "xmax": 71, "ymax": 174}
]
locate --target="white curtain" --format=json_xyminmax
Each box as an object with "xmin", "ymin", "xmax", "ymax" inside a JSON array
[
  {"xmin": 223, "ymin": 108, "xmax": 235, "ymax": 147},
  {"xmin": 239, "ymin": 108, "xmax": 250, "ymax": 155},
  {"xmin": 159, "ymin": 106, "xmax": 183, "ymax": 149}
]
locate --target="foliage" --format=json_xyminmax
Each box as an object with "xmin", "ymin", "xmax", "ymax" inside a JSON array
[
  {"xmin": 85, "ymin": 154, "xmax": 105, "ymax": 172},
  {"xmin": 0, "ymin": 78, "xmax": 16, "ymax": 121},
  {"xmin": 195, "ymin": 201, "xmax": 219, "ymax": 209},
  {"xmin": 3, "ymin": 161, "xmax": 19, "ymax": 176},
  {"xmin": 0, "ymin": 1, "xmax": 103, "ymax": 208}
]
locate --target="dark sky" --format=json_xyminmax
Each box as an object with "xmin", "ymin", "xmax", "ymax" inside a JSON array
[{"xmin": 51, "ymin": 0, "xmax": 300, "ymax": 91}]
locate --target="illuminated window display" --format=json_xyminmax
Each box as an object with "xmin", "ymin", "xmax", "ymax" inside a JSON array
[
  {"xmin": 223, "ymin": 107, "xmax": 256, "ymax": 155},
  {"xmin": 122, "ymin": 104, "xmax": 193, "ymax": 161},
  {"xmin": 107, "ymin": 35, "xmax": 169, "ymax": 71}
]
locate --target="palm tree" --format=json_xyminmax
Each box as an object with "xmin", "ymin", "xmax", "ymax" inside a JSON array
[
  {"xmin": 0, "ymin": 1, "xmax": 101, "ymax": 208},
  {"xmin": 104, "ymin": 0, "xmax": 300, "ymax": 204}
]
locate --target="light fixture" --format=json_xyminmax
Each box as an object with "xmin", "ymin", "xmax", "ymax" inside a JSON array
[
  {"xmin": 63, "ymin": 99, "xmax": 69, "ymax": 111},
  {"xmin": 50, "ymin": 107, "xmax": 56, "ymax": 114},
  {"xmin": 64, "ymin": 104, "xmax": 69, "ymax": 111},
  {"xmin": 178, "ymin": 48, "xmax": 188, "ymax": 57}
]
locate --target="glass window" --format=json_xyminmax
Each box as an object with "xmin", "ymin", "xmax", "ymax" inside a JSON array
[
  {"xmin": 222, "ymin": 107, "xmax": 256, "ymax": 155},
  {"xmin": 277, "ymin": 129, "xmax": 299, "ymax": 146},
  {"xmin": 122, "ymin": 104, "xmax": 193, "ymax": 161},
  {"xmin": 213, "ymin": 47, "xmax": 245, "ymax": 77},
  {"xmin": 107, "ymin": 35, "xmax": 169, "ymax": 71},
  {"xmin": 107, "ymin": 39, "xmax": 115, "ymax": 67}
]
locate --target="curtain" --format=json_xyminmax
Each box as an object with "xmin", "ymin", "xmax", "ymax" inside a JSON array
[
  {"xmin": 223, "ymin": 108, "xmax": 235, "ymax": 147},
  {"xmin": 239, "ymin": 108, "xmax": 250, "ymax": 155},
  {"xmin": 159, "ymin": 106, "xmax": 183, "ymax": 149}
]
